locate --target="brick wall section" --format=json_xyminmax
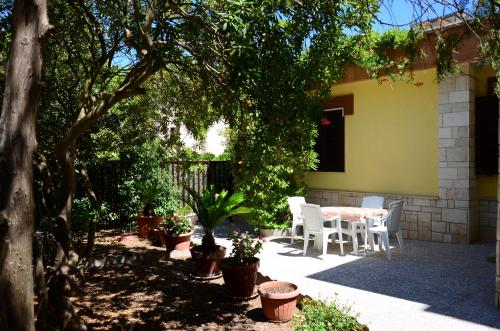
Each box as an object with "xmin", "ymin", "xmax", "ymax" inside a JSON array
[{"xmin": 480, "ymin": 199, "xmax": 497, "ymax": 240}]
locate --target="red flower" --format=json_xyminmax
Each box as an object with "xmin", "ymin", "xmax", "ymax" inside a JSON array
[{"xmin": 320, "ymin": 118, "xmax": 332, "ymax": 126}]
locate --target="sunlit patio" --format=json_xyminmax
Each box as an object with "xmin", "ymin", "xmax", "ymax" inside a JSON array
[{"xmin": 205, "ymin": 220, "xmax": 500, "ymax": 331}]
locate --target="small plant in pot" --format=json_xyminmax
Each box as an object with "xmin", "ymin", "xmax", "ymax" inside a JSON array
[
  {"xmin": 220, "ymin": 231, "xmax": 263, "ymax": 300},
  {"xmin": 135, "ymin": 169, "xmax": 177, "ymax": 241},
  {"xmin": 163, "ymin": 214, "xmax": 193, "ymax": 251},
  {"xmin": 186, "ymin": 185, "xmax": 251, "ymax": 280}
]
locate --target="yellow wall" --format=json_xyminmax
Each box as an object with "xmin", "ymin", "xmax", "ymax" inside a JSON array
[
  {"xmin": 305, "ymin": 69, "xmax": 439, "ymax": 196},
  {"xmin": 475, "ymin": 65, "xmax": 498, "ymax": 199}
]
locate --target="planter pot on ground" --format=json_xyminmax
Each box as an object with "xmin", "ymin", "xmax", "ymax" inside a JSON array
[
  {"xmin": 220, "ymin": 257, "xmax": 259, "ymax": 300},
  {"xmin": 259, "ymin": 228, "xmax": 291, "ymax": 238},
  {"xmin": 137, "ymin": 215, "xmax": 164, "ymax": 239},
  {"xmin": 165, "ymin": 231, "xmax": 193, "ymax": 251},
  {"xmin": 258, "ymin": 281, "xmax": 299, "ymax": 322},
  {"xmin": 189, "ymin": 245, "xmax": 227, "ymax": 280}
]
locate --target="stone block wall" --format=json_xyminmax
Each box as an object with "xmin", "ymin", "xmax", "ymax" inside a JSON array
[
  {"xmin": 307, "ymin": 189, "xmax": 441, "ymax": 241},
  {"xmin": 479, "ymin": 199, "xmax": 497, "ymax": 240},
  {"xmin": 438, "ymin": 64, "xmax": 479, "ymax": 243}
]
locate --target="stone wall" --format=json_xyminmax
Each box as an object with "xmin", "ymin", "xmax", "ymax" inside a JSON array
[
  {"xmin": 438, "ymin": 64, "xmax": 479, "ymax": 243},
  {"xmin": 307, "ymin": 189, "xmax": 441, "ymax": 241},
  {"xmin": 479, "ymin": 199, "xmax": 497, "ymax": 240}
]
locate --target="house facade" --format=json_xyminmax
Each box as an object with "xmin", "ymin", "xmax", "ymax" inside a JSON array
[{"xmin": 301, "ymin": 25, "xmax": 500, "ymax": 307}]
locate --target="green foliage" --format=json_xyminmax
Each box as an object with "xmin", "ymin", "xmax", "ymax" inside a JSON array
[
  {"xmin": 72, "ymin": 197, "xmax": 118, "ymax": 232},
  {"xmin": 435, "ymin": 33, "xmax": 461, "ymax": 80},
  {"xmin": 293, "ymin": 298, "xmax": 364, "ymax": 331},
  {"xmin": 226, "ymin": 231, "xmax": 263, "ymax": 265},
  {"xmin": 120, "ymin": 139, "xmax": 179, "ymax": 219},
  {"xmin": 186, "ymin": 185, "xmax": 251, "ymax": 250},
  {"xmin": 359, "ymin": 28, "xmax": 424, "ymax": 81},
  {"xmin": 176, "ymin": 204, "xmax": 193, "ymax": 216},
  {"xmin": 163, "ymin": 214, "xmax": 192, "ymax": 236}
]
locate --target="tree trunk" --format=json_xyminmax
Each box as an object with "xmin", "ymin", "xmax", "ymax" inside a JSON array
[
  {"xmin": 0, "ymin": 1, "xmax": 50, "ymax": 330},
  {"xmin": 55, "ymin": 143, "xmax": 75, "ymax": 254},
  {"xmin": 79, "ymin": 160, "xmax": 99, "ymax": 258}
]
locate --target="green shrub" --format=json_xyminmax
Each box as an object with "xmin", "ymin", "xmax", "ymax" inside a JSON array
[
  {"xmin": 293, "ymin": 298, "xmax": 365, "ymax": 331},
  {"xmin": 72, "ymin": 196, "xmax": 119, "ymax": 232},
  {"xmin": 120, "ymin": 140, "xmax": 180, "ymax": 219},
  {"xmin": 176, "ymin": 204, "xmax": 193, "ymax": 216},
  {"xmin": 163, "ymin": 214, "xmax": 192, "ymax": 236}
]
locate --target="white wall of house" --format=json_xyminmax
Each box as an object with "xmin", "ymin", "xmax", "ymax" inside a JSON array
[{"xmin": 180, "ymin": 121, "xmax": 227, "ymax": 156}]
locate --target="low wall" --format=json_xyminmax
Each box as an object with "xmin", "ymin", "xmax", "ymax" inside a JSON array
[
  {"xmin": 307, "ymin": 189, "xmax": 476, "ymax": 244},
  {"xmin": 479, "ymin": 198, "xmax": 497, "ymax": 240}
]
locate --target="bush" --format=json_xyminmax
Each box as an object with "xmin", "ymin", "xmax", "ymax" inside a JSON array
[
  {"xmin": 293, "ymin": 298, "xmax": 365, "ymax": 331},
  {"xmin": 120, "ymin": 139, "xmax": 180, "ymax": 220},
  {"xmin": 163, "ymin": 214, "xmax": 192, "ymax": 236},
  {"xmin": 72, "ymin": 196, "xmax": 119, "ymax": 232}
]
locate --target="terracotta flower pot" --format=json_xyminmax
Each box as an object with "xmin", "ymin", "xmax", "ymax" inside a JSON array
[
  {"xmin": 136, "ymin": 215, "xmax": 164, "ymax": 239},
  {"xmin": 165, "ymin": 231, "xmax": 193, "ymax": 251},
  {"xmin": 189, "ymin": 245, "xmax": 226, "ymax": 280},
  {"xmin": 220, "ymin": 257, "xmax": 259, "ymax": 300},
  {"xmin": 258, "ymin": 281, "xmax": 299, "ymax": 322}
]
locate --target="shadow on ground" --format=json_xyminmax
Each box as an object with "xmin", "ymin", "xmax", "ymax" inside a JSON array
[
  {"xmin": 73, "ymin": 233, "xmax": 290, "ymax": 331},
  {"xmin": 299, "ymin": 239, "xmax": 500, "ymax": 329}
]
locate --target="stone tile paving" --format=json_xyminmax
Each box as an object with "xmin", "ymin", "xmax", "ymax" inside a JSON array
[{"xmin": 195, "ymin": 220, "xmax": 500, "ymax": 331}]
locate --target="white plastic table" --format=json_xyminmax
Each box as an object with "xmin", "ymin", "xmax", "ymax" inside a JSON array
[{"xmin": 320, "ymin": 206, "xmax": 387, "ymax": 255}]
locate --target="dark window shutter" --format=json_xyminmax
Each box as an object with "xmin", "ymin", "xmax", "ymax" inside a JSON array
[
  {"xmin": 475, "ymin": 96, "xmax": 499, "ymax": 175},
  {"xmin": 314, "ymin": 110, "xmax": 345, "ymax": 172}
]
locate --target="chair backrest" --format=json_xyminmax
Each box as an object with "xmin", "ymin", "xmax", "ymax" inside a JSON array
[
  {"xmin": 386, "ymin": 200, "xmax": 405, "ymax": 233},
  {"xmin": 301, "ymin": 203, "xmax": 324, "ymax": 232},
  {"xmin": 288, "ymin": 196, "xmax": 306, "ymax": 221},
  {"xmin": 361, "ymin": 195, "xmax": 384, "ymax": 209}
]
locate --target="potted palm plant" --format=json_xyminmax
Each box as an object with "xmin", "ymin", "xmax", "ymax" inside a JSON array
[
  {"xmin": 163, "ymin": 214, "xmax": 193, "ymax": 251},
  {"xmin": 186, "ymin": 185, "xmax": 250, "ymax": 280},
  {"xmin": 220, "ymin": 231, "xmax": 262, "ymax": 300},
  {"xmin": 135, "ymin": 169, "xmax": 176, "ymax": 240}
]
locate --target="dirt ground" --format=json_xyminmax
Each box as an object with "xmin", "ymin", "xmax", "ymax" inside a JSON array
[{"xmin": 71, "ymin": 231, "xmax": 292, "ymax": 330}]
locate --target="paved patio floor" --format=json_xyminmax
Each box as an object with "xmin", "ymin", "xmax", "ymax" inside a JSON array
[{"xmin": 196, "ymin": 220, "xmax": 500, "ymax": 331}]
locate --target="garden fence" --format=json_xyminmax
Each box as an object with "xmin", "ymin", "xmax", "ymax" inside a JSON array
[{"xmin": 165, "ymin": 160, "xmax": 233, "ymax": 206}]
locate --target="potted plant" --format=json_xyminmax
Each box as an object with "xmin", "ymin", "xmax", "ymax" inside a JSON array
[
  {"xmin": 186, "ymin": 185, "xmax": 251, "ymax": 280},
  {"xmin": 258, "ymin": 281, "xmax": 300, "ymax": 322},
  {"xmin": 135, "ymin": 168, "xmax": 176, "ymax": 240},
  {"xmin": 220, "ymin": 231, "xmax": 262, "ymax": 300},
  {"xmin": 163, "ymin": 214, "xmax": 193, "ymax": 251}
]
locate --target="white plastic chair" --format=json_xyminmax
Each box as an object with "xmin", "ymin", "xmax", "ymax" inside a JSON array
[
  {"xmin": 301, "ymin": 203, "xmax": 344, "ymax": 256},
  {"xmin": 348, "ymin": 196, "xmax": 385, "ymax": 255},
  {"xmin": 367, "ymin": 200, "xmax": 405, "ymax": 259},
  {"xmin": 288, "ymin": 196, "xmax": 305, "ymax": 243}
]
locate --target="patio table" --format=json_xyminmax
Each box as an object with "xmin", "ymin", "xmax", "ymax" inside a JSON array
[{"xmin": 320, "ymin": 206, "xmax": 387, "ymax": 255}]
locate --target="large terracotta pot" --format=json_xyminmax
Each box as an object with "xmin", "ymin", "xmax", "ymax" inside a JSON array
[
  {"xmin": 220, "ymin": 257, "xmax": 259, "ymax": 300},
  {"xmin": 137, "ymin": 215, "xmax": 163, "ymax": 239},
  {"xmin": 258, "ymin": 281, "xmax": 299, "ymax": 322},
  {"xmin": 189, "ymin": 245, "xmax": 226, "ymax": 280},
  {"xmin": 165, "ymin": 231, "xmax": 193, "ymax": 251}
]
